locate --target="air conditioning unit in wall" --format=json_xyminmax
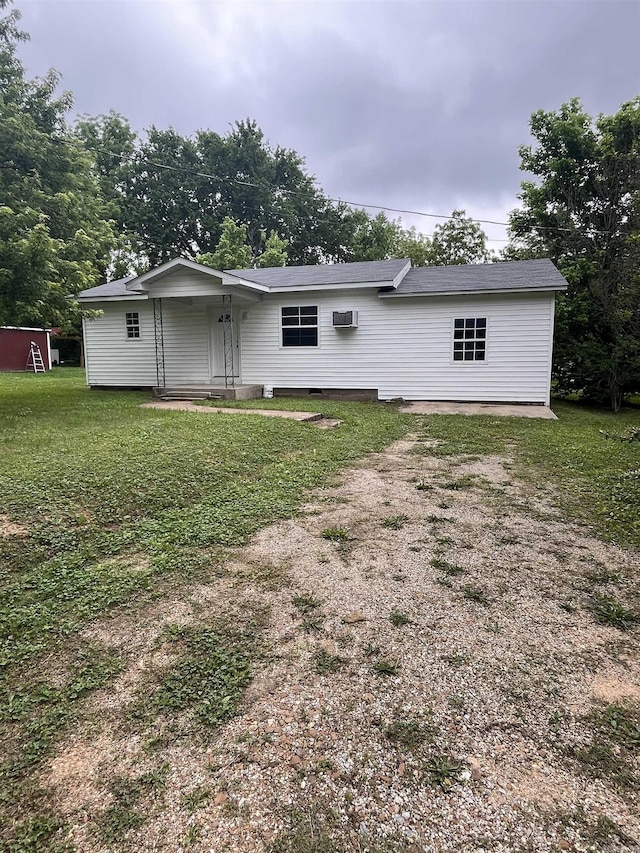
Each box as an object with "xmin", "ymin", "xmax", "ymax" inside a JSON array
[{"xmin": 332, "ymin": 310, "xmax": 358, "ymax": 328}]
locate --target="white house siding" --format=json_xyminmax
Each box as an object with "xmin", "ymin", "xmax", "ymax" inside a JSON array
[
  {"xmin": 84, "ymin": 302, "xmax": 157, "ymax": 386},
  {"xmin": 84, "ymin": 288, "xmax": 556, "ymax": 403},
  {"xmin": 144, "ymin": 271, "xmax": 229, "ymax": 299},
  {"xmin": 239, "ymin": 289, "xmax": 555, "ymax": 404},
  {"xmin": 84, "ymin": 301, "xmax": 212, "ymax": 386},
  {"xmin": 162, "ymin": 303, "xmax": 210, "ymax": 384}
]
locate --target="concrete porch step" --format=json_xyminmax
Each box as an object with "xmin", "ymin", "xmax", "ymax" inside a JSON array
[
  {"xmin": 153, "ymin": 384, "xmax": 263, "ymax": 401},
  {"xmin": 159, "ymin": 392, "xmax": 218, "ymax": 401}
]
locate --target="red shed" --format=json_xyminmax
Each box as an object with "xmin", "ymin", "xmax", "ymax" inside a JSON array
[{"xmin": 0, "ymin": 327, "xmax": 52, "ymax": 371}]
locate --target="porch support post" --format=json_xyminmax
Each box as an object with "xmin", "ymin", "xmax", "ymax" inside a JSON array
[
  {"xmin": 153, "ymin": 297, "xmax": 165, "ymax": 388},
  {"xmin": 222, "ymin": 293, "xmax": 234, "ymax": 388}
]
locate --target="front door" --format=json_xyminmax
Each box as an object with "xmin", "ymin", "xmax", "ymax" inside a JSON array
[{"xmin": 209, "ymin": 308, "xmax": 240, "ymax": 380}]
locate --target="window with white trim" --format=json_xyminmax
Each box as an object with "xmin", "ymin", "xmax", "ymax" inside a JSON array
[
  {"xmin": 453, "ymin": 317, "xmax": 486, "ymax": 361},
  {"xmin": 281, "ymin": 306, "xmax": 318, "ymax": 347},
  {"xmin": 125, "ymin": 312, "xmax": 140, "ymax": 339}
]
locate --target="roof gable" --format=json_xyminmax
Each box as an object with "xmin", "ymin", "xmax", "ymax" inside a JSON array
[{"xmin": 125, "ymin": 258, "xmax": 269, "ymax": 293}]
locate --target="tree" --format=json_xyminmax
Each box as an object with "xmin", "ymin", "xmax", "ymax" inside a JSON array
[
  {"xmin": 127, "ymin": 126, "xmax": 201, "ymax": 266},
  {"xmin": 508, "ymin": 98, "xmax": 640, "ymax": 410},
  {"xmin": 429, "ymin": 210, "xmax": 491, "ymax": 266},
  {"xmin": 0, "ymin": 0, "xmax": 116, "ymax": 328},
  {"xmin": 108, "ymin": 118, "xmax": 341, "ymax": 267},
  {"xmin": 335, "ymin": 210, "xmax": 400, "ymax": 262},
  {"xmin": 257, "ymin": 230, "xmax": 288, "ymax": 267},
  {"xmin": 395, "ymin": 225, "xmax": 432, "ymax": 267},
  {"xmin": 74, "ymin": 111, "xmax": 138, "ymax": 225},
  {"xmin": 75, "ymin": 112, "xmax": 148, "ymax": 278},
  {"xmin": 197, "ymin": 216, "xmax": 253, "ymax": 270}
]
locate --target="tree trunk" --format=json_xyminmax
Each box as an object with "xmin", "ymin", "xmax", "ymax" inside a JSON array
[{"xmin": 610, "ymin": 384, "xmax": 623, "ymax": 413}]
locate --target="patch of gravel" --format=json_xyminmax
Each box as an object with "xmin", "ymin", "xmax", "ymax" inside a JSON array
[{"xmin": 42, "ymin": 438, "xmax": 640, "ymax": 852}]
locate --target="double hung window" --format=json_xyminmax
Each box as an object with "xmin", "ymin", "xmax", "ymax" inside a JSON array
[
  {"xmin": 281, "ymin": 306, "xmax": 318, "ymax": 347},
  {"xmin": 125, "ymin": 312, "xmax": 140, "ymax": 339}
]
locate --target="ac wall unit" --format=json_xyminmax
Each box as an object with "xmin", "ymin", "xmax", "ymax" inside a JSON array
[{"xmin": 332, "ymin": 310, "xmax": 358, "ymax": 328}]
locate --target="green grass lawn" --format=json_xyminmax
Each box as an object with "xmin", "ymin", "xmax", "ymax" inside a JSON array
[{"xmin": 1, "ymin": 369, "xmax": 639, "ymax": 852}]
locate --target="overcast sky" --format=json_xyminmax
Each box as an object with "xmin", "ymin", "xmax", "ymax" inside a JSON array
[{"xmin": 15, "ymin": 0, "xmax": 640, "ymax": 245}]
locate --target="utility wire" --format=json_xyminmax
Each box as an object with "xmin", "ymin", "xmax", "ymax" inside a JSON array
[{"xmin": 55, "ymin": 135, "xmax": 609, "ymax": 239}]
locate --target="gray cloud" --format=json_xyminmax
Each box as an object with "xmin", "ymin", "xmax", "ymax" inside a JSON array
[{"xmin": 16, "ymin": 0, "xmax": 640, "ymax": 239}]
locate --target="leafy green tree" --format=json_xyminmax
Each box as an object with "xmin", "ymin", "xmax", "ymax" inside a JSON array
[
  {"xmin": 197, "ymin": 216, "xmax": 253, "ymax": 270},
  {"xmin": 75, "ymin": 112, "xmax": 146, "ymax": 278},
  {"xmin": 429, "ymin": 210, "xmax": 491, "ymax": 265},
  {"xmin": 0, "ymin": 0, "xmax": 116, "ymax": 328},
  {"xmin": 127, "ymin": 126, "xmax": 201, "ymax": 265},
  {"xmin": 339, "ymin": 210, "xmax": 401, "ymax": 262},
  {"xmin": 508, "ymin": 98, "xmax": 640, "ymax": 410},
  {"xmin": 116, "ymin": 118, "xmax": 340, "ymax": 266},
  {"xmin": 395, "ymin": 225, "xmax": 432, "ymax": 267},
  {"xmin": 257, "ymin": 230, "xmax": 288, "ymax": 267},
  {"xmin": 74, "ymin": 111, "xmax": 138, "ymax": 225}
]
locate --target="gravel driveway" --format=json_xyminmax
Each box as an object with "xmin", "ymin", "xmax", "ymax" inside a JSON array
[{"xmin": 44, "ymin": 435, "xmax": 640, "ymax": 852}]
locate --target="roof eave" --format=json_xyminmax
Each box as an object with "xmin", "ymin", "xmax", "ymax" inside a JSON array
[
  {"xmin": 378, "ymin": 285, "xmax": 568, "ymax": 298},
  {"xmin": 268, "ymin": 279, "xmax": 399, "ymax": 293},
  {"xmin": 78, "ymin": 293, "xmax": 149, "ymax": 303}
]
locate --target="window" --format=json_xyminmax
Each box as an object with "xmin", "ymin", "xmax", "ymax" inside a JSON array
[
  {"xmin": 125, "ymin": 312, "xmax": 140, "ymax": 339},
  {"xmin": 453, "ymin": 317, "xmax": 486, "ymax": 361},
  {"xmin": 281, "ymin": 306, "xmax": 318, "ymax": 347}
]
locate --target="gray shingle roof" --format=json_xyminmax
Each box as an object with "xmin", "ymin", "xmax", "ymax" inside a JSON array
[
  {"xmin": 77, "ymin": 277, "xmax": 137, "ymax": 298},
  {"xmin": 78, "ymin": 258, "xmax": 567, "ymax": 300},
  {"xmin": 390, "ymin": 259, "xmax": 567, "ymax": 295},
  {"xmin": 228, "ymin": 258, "xmax": 409, "ymax": 288}
]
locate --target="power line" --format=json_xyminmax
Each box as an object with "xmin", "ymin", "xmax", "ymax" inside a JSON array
[
  {"xmin": 121, "ymin": 154, "xmax": 513, "ymax": 242},
  {"xmin": 57, "ymin": 135, "xmax": 612, "ymax": 239}
]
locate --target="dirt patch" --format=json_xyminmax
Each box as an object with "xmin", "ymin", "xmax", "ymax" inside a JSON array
[
  {"xmin": 591, "ymin": 672, "xmax": 640, "ymax": 703},
  {"xmin": 41, "ymin": 438, "xmax": 640, "ymax": 852},
  {"xmin": 0, "ymin": 514, "xmax": 27, "ymax": 537},
  {"xmin": 48, "ymin": 733, "xmax": 134, "ymax": 813}
]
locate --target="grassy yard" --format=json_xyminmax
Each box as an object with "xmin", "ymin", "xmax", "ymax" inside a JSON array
[{"xmin": 1, "ymin": 369, "xmax": 639, "ymax": 852}]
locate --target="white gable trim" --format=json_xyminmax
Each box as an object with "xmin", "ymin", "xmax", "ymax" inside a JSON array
[
  {"xmin": 126, "ymin": 258, "xmax": 270, "ymax": 294},
  {"xmin": 392, "ymin": 260, "xmax": 412, "ymax": 288}
]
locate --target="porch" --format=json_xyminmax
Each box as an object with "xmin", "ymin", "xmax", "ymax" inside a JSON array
[{"xmin": 153, "ymin": 384, "xmax": 263, "ymax": 401}]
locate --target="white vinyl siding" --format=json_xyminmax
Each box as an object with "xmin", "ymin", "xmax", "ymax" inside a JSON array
[
  {"xmin": 84, "ymin": 303, "xmax": 157, "ymax": 386},
  {"xmin": 240, "ymin": 289, "xmax": 556, "ymax": 404},
  {"xmin": 162, "ymin": 304, "xmax": 210, "ymax": 384},
  {"xmin": 84, "ymin": 301, "xmax": 210, "ymax": 386},
  {"xmin": 83, "ymin": 288, "xmax": 556, "ymax": 404}
]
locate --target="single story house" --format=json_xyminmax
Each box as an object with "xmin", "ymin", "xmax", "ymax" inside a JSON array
[
  {"xmin": 77, "ymin": 257, "xmax": 568, "ymax": 404},
  {"xmin": 0, "ymin": 326, "xmax": 52, "ymax": 371}
]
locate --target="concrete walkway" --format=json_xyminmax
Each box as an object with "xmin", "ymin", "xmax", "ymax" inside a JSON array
[
  {"xmin": 141, "ymin": 400, "xmax": 323, "ymax": 422},
  {"xmin": 399, "ymin": 401, "xmax": 558, "ymax": 419}
]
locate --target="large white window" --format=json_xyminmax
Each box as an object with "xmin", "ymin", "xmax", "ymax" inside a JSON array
[
  {"xmin": 453, "ymin": 317, "xmax": 486, "ymax": 361},
  {"xmin": 125, "ymin": 312, "xmax": 140, "ymax": 339},
  {"xmin": 281, "ymin": 306, "xmax": 318, "ymax": 347}
]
